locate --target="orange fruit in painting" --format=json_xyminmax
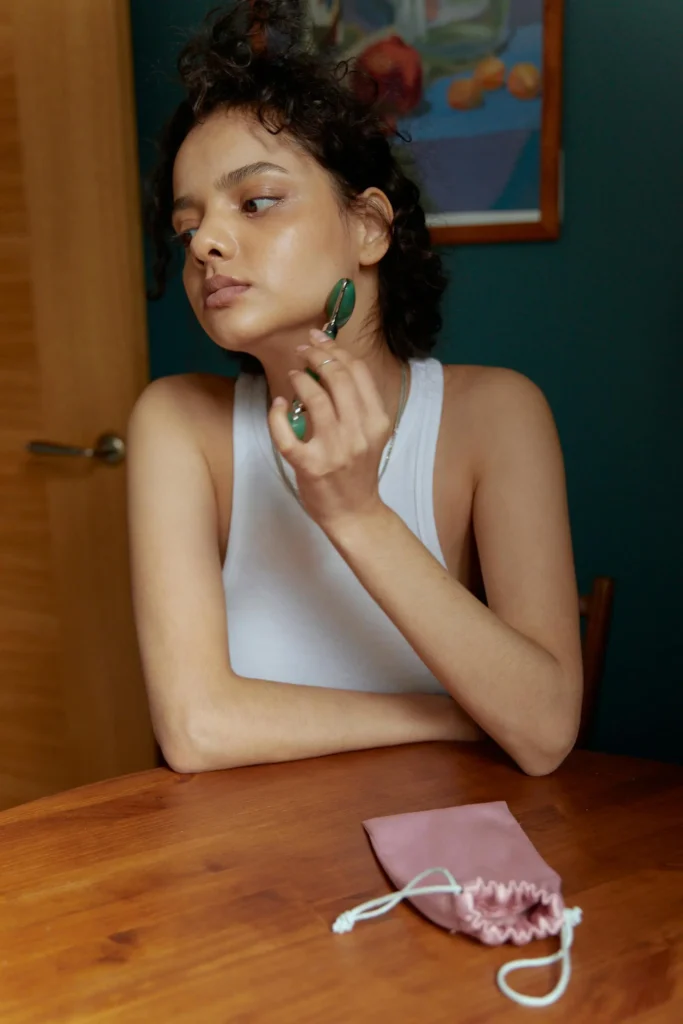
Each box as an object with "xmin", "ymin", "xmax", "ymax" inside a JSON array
[
  {"xmin": 507, "ymin": 62, "xmax": 542, "ymax": 100},
  {"xmin": 473, "ymin": 56, "xmax": 506, "ymax": 91},
  {"xmin": 447, "ymin": 78, "xmax": 483, "ymax": 111}
]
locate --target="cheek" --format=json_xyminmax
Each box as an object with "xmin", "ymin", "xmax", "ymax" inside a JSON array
[{"xmin": 259, "ymin": 215, "xmax": 353, "ymax": 297}]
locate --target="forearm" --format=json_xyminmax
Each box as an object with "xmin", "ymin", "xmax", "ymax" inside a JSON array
[
  {"xmin": 327, "ymin": 507, "xmax": 577, "ymax": 775},
  {"xmin": 167, "ymin": 673, "xmax": 481, "ymax": 772}
]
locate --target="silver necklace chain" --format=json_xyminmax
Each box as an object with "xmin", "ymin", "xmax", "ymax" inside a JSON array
[{"xmin": 269, "ymin": 362, "xmax": 410, "ymax": 508}]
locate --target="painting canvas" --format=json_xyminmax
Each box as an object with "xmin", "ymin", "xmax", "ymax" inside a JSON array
[{"xmin": 307, "ymin": 0, "xmax": 563, "ymax": 244}]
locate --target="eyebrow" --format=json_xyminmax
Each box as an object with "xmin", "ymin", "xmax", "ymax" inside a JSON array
[{"xmin": 172, "ymin": 161, "xmax": 290, "ymax": 214}]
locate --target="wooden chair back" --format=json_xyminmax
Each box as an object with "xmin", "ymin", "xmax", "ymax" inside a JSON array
[{"xmin": 578, "ymin": 576, "xmax": 615, "ymax": 745}]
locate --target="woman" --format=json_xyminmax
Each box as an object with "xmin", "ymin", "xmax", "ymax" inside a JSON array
[{"xmin": 128, "ymin": 1, "xmax": 582, "ymax": 777}]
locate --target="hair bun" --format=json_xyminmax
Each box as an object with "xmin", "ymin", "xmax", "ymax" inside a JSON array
[{"xmin": 178, "ymin": 1, "xmax": 310, "ymax": 106}]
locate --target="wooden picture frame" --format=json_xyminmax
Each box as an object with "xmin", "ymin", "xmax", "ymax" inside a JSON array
[
  {"xmin": 309, "ymin": 0, "xmax": 564, "ymax": 246},
  {"xmin": 431, "ymin": 0, "xmax": 564, "ymax": 245}
]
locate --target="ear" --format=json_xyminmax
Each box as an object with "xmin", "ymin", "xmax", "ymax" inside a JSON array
[{"xmin": 354, "ymin": 188, "xmax": 393, "ymax": 267}]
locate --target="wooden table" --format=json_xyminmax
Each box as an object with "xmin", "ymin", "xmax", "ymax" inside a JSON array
[{"xmin": 1, "ymin": 743, "xmax": 682, "ymax": 1023}]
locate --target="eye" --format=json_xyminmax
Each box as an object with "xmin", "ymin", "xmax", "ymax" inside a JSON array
[
  {"xmin": 242, "ymin": 196, "xmax": 280, "ymax": 215},
  {"xmin": 171, "ymin": 228, "xmax": 197, "ymax": 249}
]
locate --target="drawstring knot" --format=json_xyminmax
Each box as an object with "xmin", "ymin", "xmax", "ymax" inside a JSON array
[{"xmin": 332, "ymin": 867, "xmax": 461, "ymax": 934}]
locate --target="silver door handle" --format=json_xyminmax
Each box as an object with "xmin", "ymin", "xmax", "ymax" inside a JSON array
[{"xmin": 27, "ymin": 432, "xmax": 126, "ymax": 465}]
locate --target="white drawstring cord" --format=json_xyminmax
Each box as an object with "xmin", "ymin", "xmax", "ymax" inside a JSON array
[
  {"xmin": 332, "ymin": 868, "xmax": 582, "ymax": 1009},
  {"xmin": 496, "ymin": 906, "xmax": 583, "ymax": 1008},
  {"xmin": 332, "ymin": 867, "xmax": 462, "ymax": 934}
]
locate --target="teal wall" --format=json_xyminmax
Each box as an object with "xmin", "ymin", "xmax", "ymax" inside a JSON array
[{"xmin": 130, "ymin": 1, "xmax": 683, "ymax": 763}]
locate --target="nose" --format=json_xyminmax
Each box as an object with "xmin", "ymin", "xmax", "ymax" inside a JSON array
[{"xmin": 189, "ymin": 216, "xmax": 237, "ymax": 266}]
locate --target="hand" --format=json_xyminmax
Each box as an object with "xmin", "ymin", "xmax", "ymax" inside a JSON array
[{"xmin": 268, "ymin": 330, "xmax": 393, "ymax": 532}]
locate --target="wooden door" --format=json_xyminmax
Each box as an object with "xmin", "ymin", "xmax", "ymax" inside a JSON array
[{"xmin": 0, "ymin": 0, "xmax": 156, "ymax": 809}]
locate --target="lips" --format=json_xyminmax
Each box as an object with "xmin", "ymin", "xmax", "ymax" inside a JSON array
[{"xmin": 204, "ymin": 275, "xmax": 251, "ymax": 309}]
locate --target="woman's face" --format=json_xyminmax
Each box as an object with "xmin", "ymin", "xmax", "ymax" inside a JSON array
[{"xmin": 172, "ymin": 108, "xmax": 361, "ymax": 354}]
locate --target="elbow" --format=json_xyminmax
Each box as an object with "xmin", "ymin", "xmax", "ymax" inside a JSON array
[
  {"xmin": 516, "ymin": 723, "xmax": 577, "ymax": 778},
  {"xmin": 162, "ymin": 742, "xmax": 208, "ymax": 775},
  {"xmin": 516, "ymin": 668, "xmax": 581, "ymax": 777},
  {"xmin": 518, "ymin": 748, "xmax": 570, "ymax": 777},
  {"xmin": 157, "ymin": 702, "xmax": 251, "ymax": 774},
  {"xmin": 156, "ymin": 713, "xmax": 221, "ymax": 775},
  {"xmin": 159, "ymin": 734, "xmax": 210, "ymax": 775},
  {"xmin": 516, "ymin": 716, "xmax": 581, "ymax": 778}
]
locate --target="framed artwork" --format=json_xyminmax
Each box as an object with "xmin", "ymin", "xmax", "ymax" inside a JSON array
[{"xmin": 307, "ymin": 1, "xmax": 564, "ymax": 244}]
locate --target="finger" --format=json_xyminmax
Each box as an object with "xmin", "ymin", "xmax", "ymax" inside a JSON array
[
  {"xmin": 288, "ymin": 367, "xmax": 339, "ymax": 439},
  {"xmin": 309, "ymin": 336, "xmax": 388, "ymax": 425},
  {"xmin": 267, "ymin": 396, "xmax": 308, "ymax": 467},
  {"xmin": 299, "ymin": 334, "xmax": 364, "ymax": 426}
]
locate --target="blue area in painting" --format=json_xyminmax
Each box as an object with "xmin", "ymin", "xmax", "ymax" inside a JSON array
[
  {"xmin": 492, "ymin": 129, "xmax": 540, "ymax": 210},
  {"xmin": 399, "ymin": 25, "xmax": 542, "ymax": 142},
  {"xmin": 338, "ymin": 1, "xmax": 543, "ymax": 215}
]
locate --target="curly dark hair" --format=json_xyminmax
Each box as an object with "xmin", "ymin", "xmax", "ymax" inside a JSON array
[{"xmin": 146, "ymin": 0, "xmax": 447, "ymax": 372}]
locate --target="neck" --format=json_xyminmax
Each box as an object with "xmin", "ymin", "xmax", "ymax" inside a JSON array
[{"xmin": 257, "ymin": 322, "xmax": 408, "ymax": 428}]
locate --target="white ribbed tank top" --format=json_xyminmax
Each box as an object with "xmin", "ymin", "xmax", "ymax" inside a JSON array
[{"xmin": 223, "ymin": 357, "xmax": 448, "ymax": 695}]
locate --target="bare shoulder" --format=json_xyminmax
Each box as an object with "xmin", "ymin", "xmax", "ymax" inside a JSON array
[
  {"xmin": 129, "ymin": 372, "xmax": 235, "ymax": 446},
  {"xmin": 443, "ymin": 363, "xmax": 550, "ymax": 415},
  {"xmin": 128, "ymin": 373, "xmax": 237, "ymax": 557},
  {"xmin": 441, "ymin": 364, "xmax": 558, "ymax": 462}
]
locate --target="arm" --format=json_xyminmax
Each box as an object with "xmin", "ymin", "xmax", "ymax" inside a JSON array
[
  {"xmin": 127, "ymin": 377, "xmax": 479, "ymax": 773},
  {"xmin": 322, "ymin": 371, "xmax": 583, "ymax": 776}
]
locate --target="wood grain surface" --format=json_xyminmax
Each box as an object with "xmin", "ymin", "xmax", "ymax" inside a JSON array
[
  {"xmin": 0, "ymin": 0, "xmax": 155, "ymax": 810},
  {"xmin": 1, "ymin": 743, "xmax": 682, "ymax": 1022}
]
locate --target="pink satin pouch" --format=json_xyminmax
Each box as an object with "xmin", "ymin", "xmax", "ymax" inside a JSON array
[
  {"xmin": 332, "ymin": 801, "xmax": 582, "ymax": 1008},
  {"xmin": 365, "ymin": 800, "xmax": 564, "ymax": 945}
]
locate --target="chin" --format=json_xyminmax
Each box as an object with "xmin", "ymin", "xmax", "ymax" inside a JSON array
[
  {"xmin": 201, "ymin": 302, "xmax": 313, "ymax": 353},
  {"xmin": 199, "ymin": 309, "xmax": 280, "ymax": 355}
]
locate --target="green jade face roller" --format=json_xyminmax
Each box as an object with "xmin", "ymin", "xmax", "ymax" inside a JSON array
[{"xmin": 287, "ymin": 278, "xmax": 356, "ymax": 441}]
